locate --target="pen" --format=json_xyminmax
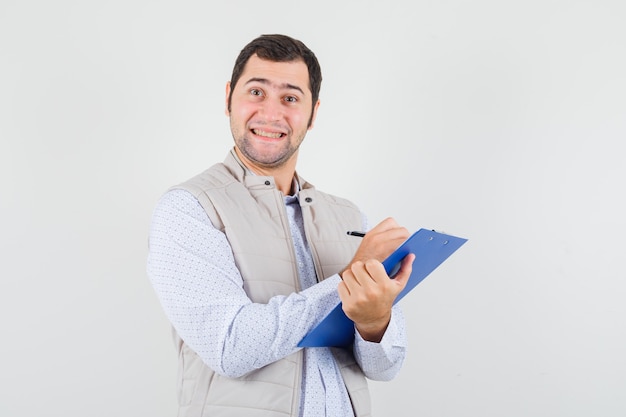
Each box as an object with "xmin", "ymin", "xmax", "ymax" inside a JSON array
[{"xmin": 346, "ymin": 231, "xmax": 366, "ymax": 237}]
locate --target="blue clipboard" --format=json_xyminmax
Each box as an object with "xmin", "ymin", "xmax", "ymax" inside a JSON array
[{"xmin": 298, "ymin": 228, "xmax": 467, "ymax": 348}]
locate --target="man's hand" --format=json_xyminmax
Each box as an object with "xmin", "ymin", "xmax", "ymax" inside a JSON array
[
  {"xmin": 344, "ymin": 217, "xmax": 410, "ymax": 267},
  {"xmin": 338, "ymin": 218, "xmax": 415, "ymax": 342}
]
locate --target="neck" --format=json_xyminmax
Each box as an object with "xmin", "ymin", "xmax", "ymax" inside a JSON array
[
  {"xmin": 270, "ymin": 170, "xmax": 296, "ymax": 195},
  {"xmin": 234, "ymin": 147, "xmax": 297, "ymax": 195}
]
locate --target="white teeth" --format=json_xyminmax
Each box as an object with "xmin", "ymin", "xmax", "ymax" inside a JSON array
[{"xmin": 253, "ymin": 129, "xmax": 282, "ymax": 139}]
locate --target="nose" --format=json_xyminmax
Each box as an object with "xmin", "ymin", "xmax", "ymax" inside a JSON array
[{"xmin": 258, "ymin": 97, "xmax": 283, "ymax": 122}]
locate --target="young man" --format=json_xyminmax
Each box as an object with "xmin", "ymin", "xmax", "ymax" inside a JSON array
[{"xmin": 148, "ymin": 34, "xmax": 415, "ymax": 417}]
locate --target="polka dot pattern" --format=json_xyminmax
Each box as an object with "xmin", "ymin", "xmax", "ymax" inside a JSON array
[{"xmin": 147, "ymin": 188, "xmax": 406, "ymax": 416}]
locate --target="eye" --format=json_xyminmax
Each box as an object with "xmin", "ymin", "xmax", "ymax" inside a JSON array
[
  {"xmin": 284, "ymin": 95, "xmax": 298, "ymax": 103},
  {"xmin": 250, "ymin": 88, "xmax": 264, "ymax": 97}
]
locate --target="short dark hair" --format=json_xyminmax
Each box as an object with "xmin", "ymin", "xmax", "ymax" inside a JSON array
[{"xmin": 227, "ymin": 34, "xmax": 322, "ymax": 121}]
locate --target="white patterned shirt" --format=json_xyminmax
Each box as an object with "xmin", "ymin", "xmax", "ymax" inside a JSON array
[{"xmin": 147, "ymin": 188, "xmax": 407, "ymax": 417}]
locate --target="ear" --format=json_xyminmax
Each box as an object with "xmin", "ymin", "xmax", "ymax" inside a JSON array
[
  {"xmin": 307, "ymin": 99, "xmax": 321, "ymax": 130},
  {"xmin": 224, "ymin": 81, "xmax": 232, "ymax": 116}
]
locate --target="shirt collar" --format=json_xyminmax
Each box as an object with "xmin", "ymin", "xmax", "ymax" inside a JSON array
[{"xmin": 284, "ymin": 178, "xmax": 301, "ymax": 204}]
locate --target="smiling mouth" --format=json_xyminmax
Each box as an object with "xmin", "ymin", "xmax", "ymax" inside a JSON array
[{"xmin": 252, "ymin": 129, "xmax": 285, "ymax": 139}]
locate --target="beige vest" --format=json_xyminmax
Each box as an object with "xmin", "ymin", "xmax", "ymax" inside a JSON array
[{"xmin": 171, "ymin": 150, "xmax": 372, "ymax": 417}]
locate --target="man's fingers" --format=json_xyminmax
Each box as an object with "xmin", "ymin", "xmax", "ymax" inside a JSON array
[
  {"xmin": 362, "ymin": 259, "xmax": 387, "ymax": 283},
  {"xmin": 365, "ymin": 218, "xmax": 410, "ymax": 242},
  {"xmin": 373, "ymin": 217, "xmax": 400, "ymax": 232},
  {"xmin": 390, "ymin": 254, "xmax": 415, "ymax": 288},
  {"xmin": 341, "ymin": 261, "xmax": 366, "ymax": 291}
]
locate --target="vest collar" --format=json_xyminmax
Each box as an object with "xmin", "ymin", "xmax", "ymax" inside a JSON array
[{"xmin": 223, "ymin": 148, "xmax": 315, "ymax": 194}]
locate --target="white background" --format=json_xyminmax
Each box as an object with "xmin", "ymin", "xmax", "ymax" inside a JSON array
[{"xmin": 1, "ymin": 1, "xmax": 625, "ymax": 416}]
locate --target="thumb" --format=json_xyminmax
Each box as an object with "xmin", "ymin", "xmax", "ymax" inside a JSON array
[{"xmin": 391, "ymin": 254, "xmax": 415, "ymax": 290}]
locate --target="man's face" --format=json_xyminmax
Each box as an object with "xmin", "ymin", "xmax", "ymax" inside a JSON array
[{"xmin": 226, "ymin": 54, "xmax": 319, "ymax": 171}]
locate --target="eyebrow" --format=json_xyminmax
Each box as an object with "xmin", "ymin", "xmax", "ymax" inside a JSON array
[{"xmin": 244, "ymin": 77, "xmax": 305, "ymax": 95}]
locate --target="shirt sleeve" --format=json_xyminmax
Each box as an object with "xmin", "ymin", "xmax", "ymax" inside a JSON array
[
  {"xmin": 350, "ymin": 214, "xmax": 407, "ymax": 381},
  {"xmin": 353, "ymin": 305, "xmax": 407, "ymax": 381},
  {"xmin": 147, "ymin": 189, "xmax": 343, "ymax": 378}
]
